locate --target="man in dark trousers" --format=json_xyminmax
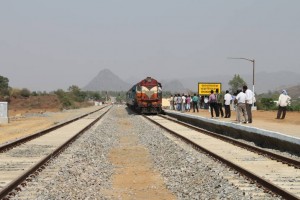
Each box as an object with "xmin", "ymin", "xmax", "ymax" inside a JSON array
[
  {"xmin": 209, "ymin": 90, "xmax": 219, "ymax": 118},
  {"xmin": 243, "ymin": 85, "xmax": 254, "ymax": 123},
  {"xmin": 192, "ymin": 93, "xmax": 199, "ymax": 112},
  {"xmin": 215, "ymin": 89, "xmax": 224, "ymax": 117},
  {"xmin": 224, "ymin": 90, "xmax": 232, "ymax": 118}
]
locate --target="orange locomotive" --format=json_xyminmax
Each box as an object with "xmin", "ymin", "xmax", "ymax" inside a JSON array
[{"xmin": 126, "ymin": 77, "xmax": 162, "ymax": 114}]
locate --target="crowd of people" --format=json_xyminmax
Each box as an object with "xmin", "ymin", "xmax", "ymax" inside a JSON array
[
  {"xmin": 168, "ymin": 94, "xmax": 202, "ymax": 113},
  {"xmin": 168, "ymin": 86, "xmax": 291, "ymax": 124}
]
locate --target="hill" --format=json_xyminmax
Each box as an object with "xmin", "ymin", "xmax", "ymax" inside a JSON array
[
  {"xmin": 282, "ymin": 84, "xmax": 300, "ymax": 99},
  {"xmin": 83, "ymin": 69, "xmax": 131, "ymax": 91},
  {"xmin": 161, "ymin": 79, "xmax": 187, "ymax": 94},
  {"xmin": 82, "ymin": 69, "xmax": 299, "ymax": 94}
]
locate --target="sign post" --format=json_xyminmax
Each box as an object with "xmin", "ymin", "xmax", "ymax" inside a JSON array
[
  {"xmin": 198, "ymin": 82, "xmax": 222, "ymax": 95},
  {"xmin": 198, "ymin": 83, "xmax": 222, "ymax": 109}
]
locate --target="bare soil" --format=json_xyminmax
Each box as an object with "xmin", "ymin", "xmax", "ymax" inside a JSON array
[
  {"xmin": 107, "ymin": 134, "xmax": 175, "ymax": 199},
  {"xmin": 100, "ymin": 108, "xmax": 176, "ymax": 199},
  {"xmin": 162, "ymin": 98, "xmax": 300, "ymax": 137},
  {"xmin": 0, "ymin": 95, "xmax": 95, "ymax": 145},
  {"xmin": 8, "ymin": 95, "xmax": 61, "ymax": 115}
]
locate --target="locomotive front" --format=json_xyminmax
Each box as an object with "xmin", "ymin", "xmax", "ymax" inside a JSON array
[{"xmin": 127, "ymin": 77, "xmax": 162, "ymax": 114}]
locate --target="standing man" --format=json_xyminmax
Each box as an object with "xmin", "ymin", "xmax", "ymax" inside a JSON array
[
  {"xmin": 236, "ymin": 89, "xmax": 248, "ymax": 123},
  {"xmin": 173, "ymin": 94, "xmax": 177, "ymax": 111},
  {"xmin": 215, "ymin": 89, "xmax": 224, "ymax": 117},
  {"xmin": 177, "ymin": 94, "xmax": 182, "ymax": 111},
  {"xmin": 209, "ymin": 90, "xmax": 219, "ymax": 118},
  {"xmin": 181, "ymin": 94, "xmax": 186, "ymax": 112},
  {"xmin": 169, "ymin": 95, "xmax": 174, "ymax": 110},
  {"xmin": 243, "ymin": 85, "xmax": 253, "ymax": 123},
  {"xmin": 224, "ymin": 90, "xmax": 232, "ymax": 118},
  {"xmin": 197, "ymin": 94, "xmax": 201, "ymax": 110},
  {"xmin": 186, "ymin": 95, "xmax": 191, "ymax": 112},
  {"xmin": 276, "ymin": 90, "xmax": 291, "ymax": 119},
  {"xmin": 192, "ymin": 93, "xmax": 199, "ymax": 112}
]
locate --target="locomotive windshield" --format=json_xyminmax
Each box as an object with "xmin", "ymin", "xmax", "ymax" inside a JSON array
[{"xmin": 136, "ymin": 85, "xmax": 141, "ymax": 92}]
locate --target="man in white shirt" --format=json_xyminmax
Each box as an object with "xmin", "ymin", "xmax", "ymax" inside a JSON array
[
  {"xmin": 224, "ymin": 90, "xmax": 232, "ymax": 118},
  {"xmin": 276, "ymin": 90, "xmax": 291, "ymax": 119},
  {"xmin": 181, "ymin": 94, "xmax": 186, "ymax": 112},
  {"xmin": 169, "ymin": 95, "xmax": 174, "ymax": 110},
  {"xmin": 243, "ymin": 85, "xmax": 253, "ymax": 123},
  {"xmin": 236, "ymin": 89, "xmax": 248, "ymax": 123},
  {"xmin": 173, "ymin": 95, "xmax": 178, "ymax": 111}
]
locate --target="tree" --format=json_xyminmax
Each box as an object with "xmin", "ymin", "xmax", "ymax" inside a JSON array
[
  {"xmin": 88, "ymin": 91, "xmax": 101, "ymax": 101},
  {"xmin": 68, "ymin": 85, "xmax": 85, "ymax": 102},
  {"xmin": 0, "ymin": 75, "xmax": 9, "ymax": 96},
  {"xmin": 54, "ymin": 89, "xmax": 74, "ymax": 109},
  {"xmin": 228, "ymin": 74, "xmax": 247, "ymax": 94}
]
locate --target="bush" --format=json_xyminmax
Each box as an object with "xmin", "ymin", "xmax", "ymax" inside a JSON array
[
  {"xmin": 20, "ymin": 88, "xmax": 31, "ymax": 98},
  {"xmin": 60, "ymin": 95, "xmax": 74, "ymax": 109},
  {"xmin": 287, "ymin": 103, "xmax": 300, "ymax": 111},
  {"xmin": 31, "ymin": 91, "xmax": 38, "ymax": 96},
  {"xmin": 54, "ymin": 89, "xmax": 78, "ymax": 109},
  {"xmin": 0, "ymin": 75, "xmax": 9, "ymax": 96},
  {"xmin": 257, "ymin": 98, "xmax": 276, "ymax": 110},
  {"xmin": 9, "ymin": 88, "xmax": 22, "ymax": 98}
]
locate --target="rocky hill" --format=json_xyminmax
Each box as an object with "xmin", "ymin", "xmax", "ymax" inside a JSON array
[
  {"xmin": 281, "ymin": 84, "xmax": 300, "ymax": 99},
  {"xmin": 161, "ymin": 79, "xmax": 187, "ymax": 93},
  {"xmin": 83, "ymin": 69, "xmax": 131, "ymax": 91},
  {"xmin": 83, "ymin": 69, "xmax": 188, "ymax": 93},
  {"xmin": 82, "ymin": 69, "xmax": 300, "ymax": 95}
]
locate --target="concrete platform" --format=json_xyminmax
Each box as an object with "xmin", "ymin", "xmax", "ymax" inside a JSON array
[{"xmin": 164, "ymin": 110, "xmax": 300, "ymax": 155}]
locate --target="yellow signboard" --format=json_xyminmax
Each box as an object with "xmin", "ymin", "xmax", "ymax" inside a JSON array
[{"xmin": 198, "ymin": 82, "xmax": 222, "ymax": 95}]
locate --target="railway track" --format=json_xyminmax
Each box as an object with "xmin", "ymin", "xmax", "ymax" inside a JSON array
[
  {"xmin": 0, "ymin": 105, "xmax": 111, "ymax": 199},
  {"xmin": 0, "ymin": 106, "xmax": 108, "ymax": 153},
  {"xmin": 144, "ymin": 114, "xmax": 300, "ymax": 199}
]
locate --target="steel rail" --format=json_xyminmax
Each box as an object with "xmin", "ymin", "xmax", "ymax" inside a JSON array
[
  {"xmin": 0, "ymin": 106, "xmax": 111, "ymax": 199},
  {"xmin": 143, "ymin": 115, "xmax": 299, "ymax": 200},
  {"xmin": 159, "ymin": 114, "xmax": 300, "ymax": 168},
  {"xmin": 0, "ymin": 106, "xmax": 108, "ymax": 153}
]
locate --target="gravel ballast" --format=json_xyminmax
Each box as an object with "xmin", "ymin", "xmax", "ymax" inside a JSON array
[{"xmin": 11, "ymin": 106, "xmax": 280, "ymax": 199}]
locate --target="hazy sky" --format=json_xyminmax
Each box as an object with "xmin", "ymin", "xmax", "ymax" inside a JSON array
[{"xmin": 1, "ymin": 0, "xmax": 300, "ymax": 91}]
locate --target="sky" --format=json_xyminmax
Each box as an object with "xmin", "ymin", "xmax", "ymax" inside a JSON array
[{"xmin": 1, "ymin": 0, "xmax": 300, "ymax": 91}]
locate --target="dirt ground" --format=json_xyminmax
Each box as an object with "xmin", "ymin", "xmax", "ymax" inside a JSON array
[
  {"xmin": 161, "ymin": 98, "xmax": 300, "ymax": 137},
  {"xmin": 104, "ymin": 114, "xmax": 175, "ymax": 199},
  {"xmin": 167, "ymin": 107, "xmax": 300, "ymax": 138}
]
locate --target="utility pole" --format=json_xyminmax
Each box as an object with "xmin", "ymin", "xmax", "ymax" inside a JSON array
[{"xmin": 228, "ymin": 57, "xmax": 255, "ymax": 108}]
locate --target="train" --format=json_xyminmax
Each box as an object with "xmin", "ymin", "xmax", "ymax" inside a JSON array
[{"xmin": 126, "ymin": 77, "xmax": 162, "ymax": 114}]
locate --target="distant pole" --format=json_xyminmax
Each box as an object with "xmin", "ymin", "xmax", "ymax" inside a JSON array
[
  {"xmin": 252, "ymin": 59, "xmax": 255, "ymax": 95},
  {"xmin": 228, "ymin": 57, "xmax": 255, "ymax": 107}
]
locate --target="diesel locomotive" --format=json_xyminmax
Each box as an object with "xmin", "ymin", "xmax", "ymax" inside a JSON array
[{"xmin": 126, "ymin": 77, "xmax": 162, "ymax": 114}]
